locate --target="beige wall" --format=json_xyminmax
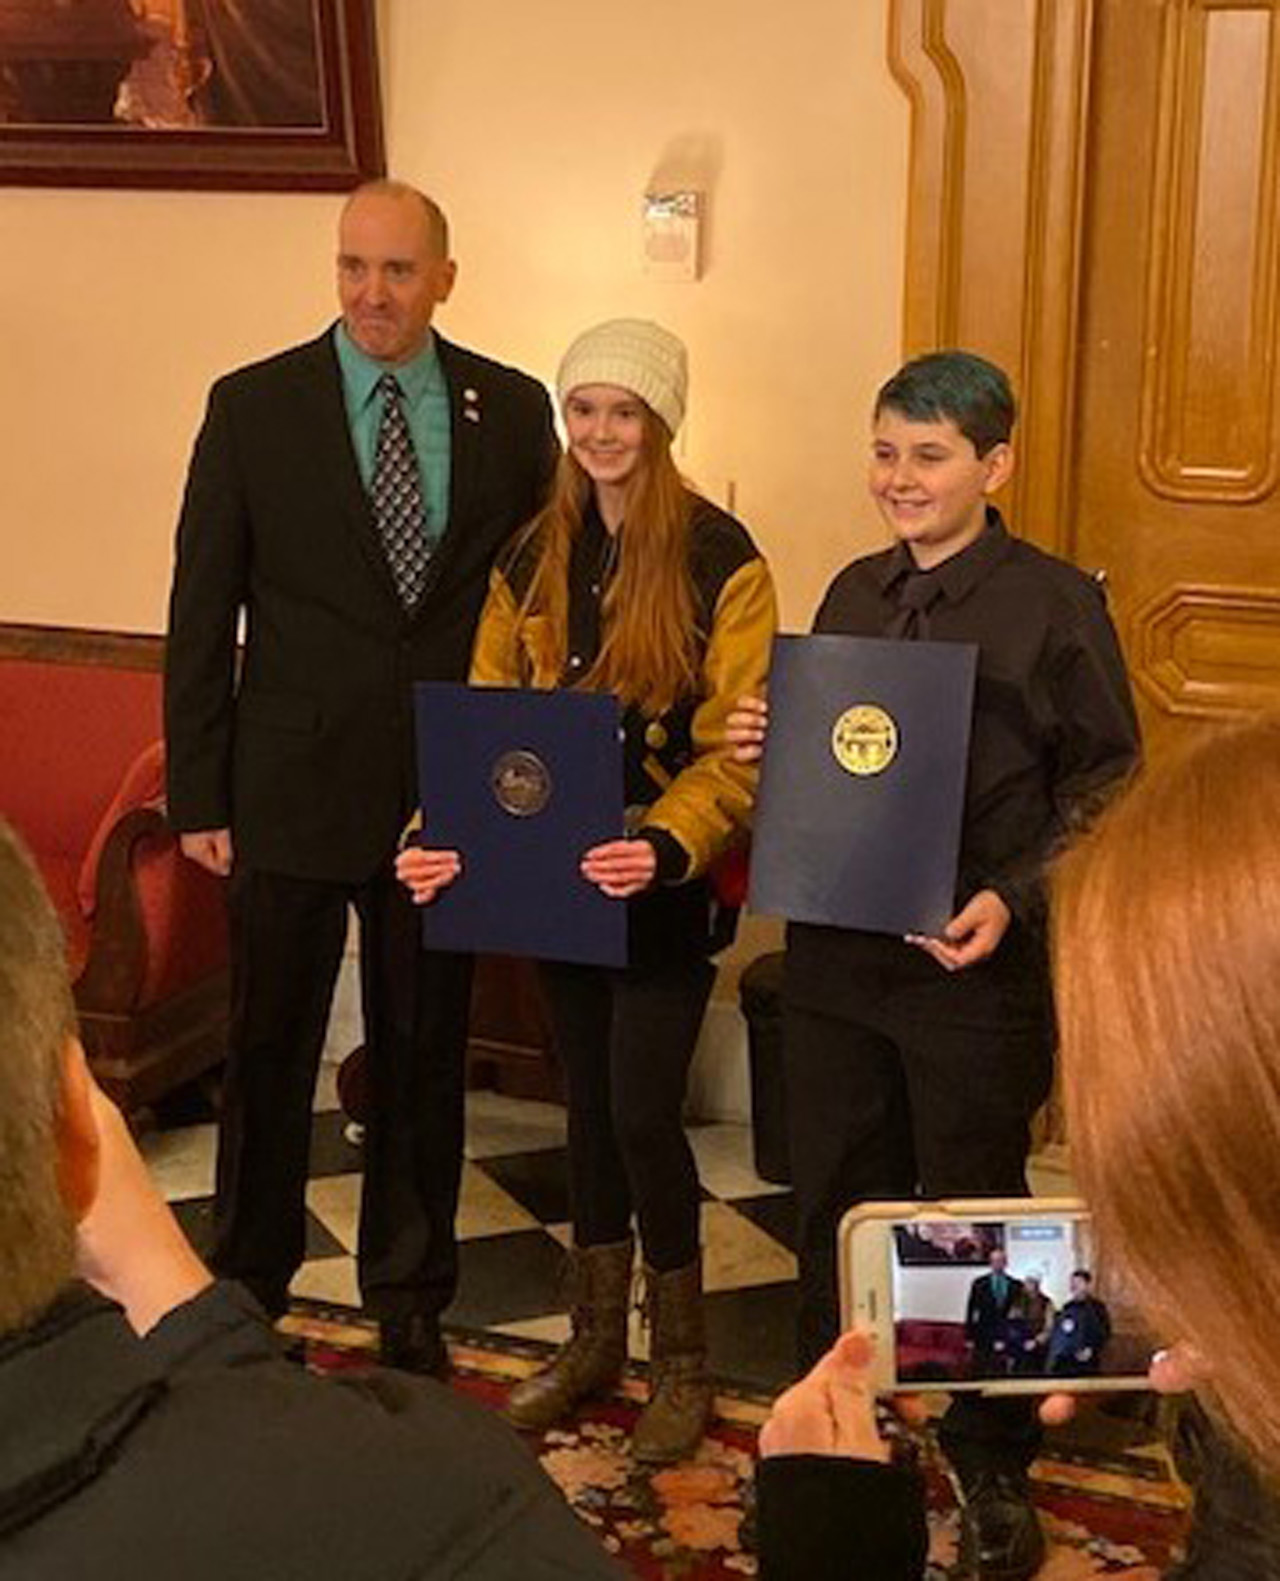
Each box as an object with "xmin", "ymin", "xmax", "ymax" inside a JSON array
[{"xmin": 0, "ymin": 0, "xmax": 908, "ymax": 635}]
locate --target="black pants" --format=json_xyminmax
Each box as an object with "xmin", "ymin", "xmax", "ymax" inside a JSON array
[
  {"xmin": 783, "ymin": 970, "xmax": 1054, "ymax": 1368},
  {"xmin": 539, "ymin": 955, "xmax": 715, "ymax": 1272},
  {"xmin": 212, "ymin": 863, "xmax": 472, "ymax": 1322},
  {"xmin": 784, "ymin": 941, "xmax": 1055, "ymax": 1475}
]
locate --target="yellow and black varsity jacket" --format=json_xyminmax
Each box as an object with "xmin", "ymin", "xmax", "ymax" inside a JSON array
[{"xmin": 470, "ymin": 493, "xmax": 777, "ymax": 959}]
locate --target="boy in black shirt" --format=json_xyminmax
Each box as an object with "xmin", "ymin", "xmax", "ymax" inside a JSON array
[
  {"xmin": 732, "ymin": 350, "xmax": 1139, "ymax": 1577},
  {"xmin": 1048, "ymin": 1270, "xmax": 1112, "ymax": 1376}
]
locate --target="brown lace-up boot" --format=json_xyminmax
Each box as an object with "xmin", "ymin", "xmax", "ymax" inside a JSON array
[
  {"xmin": 631, "ymin": 1259, "xmax": 714, "ymax": 1465},
  {"xmin": 504, "ymin": 1237, "xmax": 634, "ymax": 1432}
]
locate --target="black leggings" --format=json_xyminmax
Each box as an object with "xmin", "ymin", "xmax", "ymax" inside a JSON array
[{"xmin": 539, "ymin": 955, "xmax": 715, "ymax": 1272}]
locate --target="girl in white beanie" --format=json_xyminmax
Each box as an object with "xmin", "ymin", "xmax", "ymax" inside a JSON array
[{"xmin": 398, "ymin": 318, "xmax": 776, "ymax": 1462}]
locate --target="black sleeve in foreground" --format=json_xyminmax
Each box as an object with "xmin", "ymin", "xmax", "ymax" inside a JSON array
[
  {"xmin": 756, "ymin": 1456, "xmax": 929, "ymax": 1581},
  {"xmin": 142, "ymin": 1279, "xmax": 280, "ymax": 1371},
  {"xmin": 164, "ymin": 381, "xmax": 252, "ymax": 835}
]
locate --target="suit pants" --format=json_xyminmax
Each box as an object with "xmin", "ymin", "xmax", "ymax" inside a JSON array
[
  {"xmin": 782, "ymin": 948, "xmax": 1055, "ymax": 1372},
  {"xmin": 212, "ymin": 863, "xmax": 472, "ymax": 1322}
]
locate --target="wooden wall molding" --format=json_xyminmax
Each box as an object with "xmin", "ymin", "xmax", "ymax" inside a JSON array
[
  {"xmin": 0, "ymin": 620, "xmax": 162, "ymax": 671},
  {"xmin": 1138, "ymin": 1, "xmax": 1280, "ymax": 503},
  {"xmin": 1134, "ymin": 583, "xmax": 1280, "ymax": 718},
  {"xmin": 888, "ymin": 0, "xmax": 969, "ymax": 349}
]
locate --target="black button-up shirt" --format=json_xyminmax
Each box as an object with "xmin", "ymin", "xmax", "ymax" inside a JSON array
[{"xmin": 787, "ymin": 508, "xmax": 1139, "ymax": 1000}]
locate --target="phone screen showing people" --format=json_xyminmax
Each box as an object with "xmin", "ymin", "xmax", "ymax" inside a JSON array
[{"xmin": 890, "ymin": 1216, "xmax": 1150, "ymax": 1386}]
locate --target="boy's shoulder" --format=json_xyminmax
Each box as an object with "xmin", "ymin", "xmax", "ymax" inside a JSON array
[
  {"xmin": 993, "ymin": 534, "xmax": 1112, "ymax": 622},
  {"xmin": 814, "ymin": 544, "xmax": 901, "ymax": 631},
  {"xmin": 821, "ymin": 531, "xmax": 1108, "ymax": 626},
  {"xmin": 825, "ymin": 542, "xmax": 898, "ymax": 592}
]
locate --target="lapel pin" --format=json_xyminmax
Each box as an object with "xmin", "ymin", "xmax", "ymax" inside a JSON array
[{"xmin": 462, "ymin": 387, "xmax": 481, "ymax": 422}]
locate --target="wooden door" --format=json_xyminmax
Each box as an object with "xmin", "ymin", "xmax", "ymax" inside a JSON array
[
  {"xmin": 891, "ymin": 0, "xmax": 1280, "ymax": 757},
  {"xmin": 1074, "ymin": 1, "xmax": 1280, "ymax": 754}
]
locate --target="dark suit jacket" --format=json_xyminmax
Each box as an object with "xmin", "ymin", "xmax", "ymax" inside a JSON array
[
  {"xmin": 965, "ymin": 1271, "xmax": 1024, "ymax": 1353},
  {"xmin": 164, "ymin": 328, "xmax": 556, "ymax": 883}
]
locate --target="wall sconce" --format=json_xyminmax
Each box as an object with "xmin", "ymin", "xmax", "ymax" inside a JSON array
[{"xmin": 642, "ymin": 190, "xmax": 701, "ymax": 282}]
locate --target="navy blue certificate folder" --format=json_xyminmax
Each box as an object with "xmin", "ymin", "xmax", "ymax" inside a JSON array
[
  {"xmin": 412, "ymin": 683, "xmax": 627, "ymax": 967},
  {"xmin": 749, "ymin": 634, "xmax": 978, "ymax": 937}
]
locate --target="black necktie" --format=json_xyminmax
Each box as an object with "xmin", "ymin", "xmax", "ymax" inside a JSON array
[
  {"xmin": 886, "ymin": 571, "xmax": 939, "ymax": 640},
  {"xmin": 371, "ymin": 374, "xmax": 428, "ymax": 609}
]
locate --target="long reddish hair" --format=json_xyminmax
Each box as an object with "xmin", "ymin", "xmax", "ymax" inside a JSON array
[
  {"xmin": 1052, "ymin": 715, "xmax": 1280, "ymax": 1485},
  {"xmin": 515, "ymin": 406, "xmax": 702, "ymax": 714}
]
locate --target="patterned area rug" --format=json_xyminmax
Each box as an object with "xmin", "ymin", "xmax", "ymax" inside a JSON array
[{"xmin": 281, "ymin": 1304, "xmax": 1190, "ymax": 1579}]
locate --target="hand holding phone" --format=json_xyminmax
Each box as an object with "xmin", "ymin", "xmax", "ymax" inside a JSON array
[
  {"xmin": 759, "ymin": 1331, "xmax": 891, "ymax": 1461},
  {"xmin": 840, "ymin": 1197, "xmax": 1155, "ymax": 1396}
]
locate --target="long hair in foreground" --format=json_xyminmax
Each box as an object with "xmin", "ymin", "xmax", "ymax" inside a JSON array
[
  {"xmin": 1052, "ymin": 714, "xmax": 1280, "ymax": 1485},
  {"xmin": 516, "ymin": 407, "xmax": 701, "ymax": 715},
  {"xmin": 0, "ymin": 820, "xmax": 79, "ymax": 1329}
]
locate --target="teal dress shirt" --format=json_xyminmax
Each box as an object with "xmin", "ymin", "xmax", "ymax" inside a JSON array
[{"xmin": 334, "ymin": 324, "xmax": 452, "ymax": 550}]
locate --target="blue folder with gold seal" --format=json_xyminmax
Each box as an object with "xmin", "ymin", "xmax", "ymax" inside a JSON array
[
  {"xmin": 413, "ymin": 683, "xmax": 627, "ymax": 967},
  {"xmin": 748, "ymin": 634, "xmax": 978, "ymax": 937}
]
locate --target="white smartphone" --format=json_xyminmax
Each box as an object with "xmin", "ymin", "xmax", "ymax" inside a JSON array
[{"xmin": 839, "ymin": 1198, "xmax": 1154, "ymax": 1395}]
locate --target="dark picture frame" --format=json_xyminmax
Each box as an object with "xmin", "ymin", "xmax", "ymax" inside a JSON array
[
  {"xmin": 893, "ymin": 1221, "xmax": 1005, "ymax": 1268},
  {"xmin": 0, "ymin": 0, "xmax": 384, "ymax": 191}
]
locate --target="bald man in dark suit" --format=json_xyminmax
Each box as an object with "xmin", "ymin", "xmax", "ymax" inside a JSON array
[
  {"xmin": 165, "ymin": 181, "xmax": 555, "ymax": 1374},
  {"xmin": 965, "ymin": 1248, "xmax": 1023, "ymax": 1379}
]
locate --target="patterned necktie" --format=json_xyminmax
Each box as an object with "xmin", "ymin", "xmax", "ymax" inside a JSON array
[
  {"xmin": 886, "ymin": 571, "xmax": 940, "ymax": 640},
  {"xmin": 371, "ymin": 373, "xmax": 428, "ymax": 608}
]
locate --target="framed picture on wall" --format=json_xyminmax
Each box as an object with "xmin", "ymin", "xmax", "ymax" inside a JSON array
[
  {"xmin": 0, "ymin": 0, "xmax": 384, "ymax": 190},
  {"xmin": 893, "ymin": 1221, "xmax": 1005, "ymax": 1268}
]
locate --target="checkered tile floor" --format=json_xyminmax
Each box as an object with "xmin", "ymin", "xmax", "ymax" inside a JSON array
[{"xmin": 142, "ymin": 1066, "xmax": 803, "ymax": 1393}]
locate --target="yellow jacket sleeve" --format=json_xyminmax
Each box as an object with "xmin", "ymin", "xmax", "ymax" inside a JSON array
[
  {"xmin": 641, "ymin": 555, "xmax": 777, "ymax": 878},
  {"xmin": 469, "ymin": 567, "xmax": 524, "ymax": 687}
]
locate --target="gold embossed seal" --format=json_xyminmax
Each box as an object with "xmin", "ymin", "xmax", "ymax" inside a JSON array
[
  {"xmin": 831, "ymin": 705, "xmax": 898, "ymax": 777},
  {"xmin": 491, "ymin": 749, "xmax": 552, "ymax": 816}
]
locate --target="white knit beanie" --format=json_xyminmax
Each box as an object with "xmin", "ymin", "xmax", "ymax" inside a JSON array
[{"xmin": 555, "ymin": 319, "xmax": 688, "ymax": 437}]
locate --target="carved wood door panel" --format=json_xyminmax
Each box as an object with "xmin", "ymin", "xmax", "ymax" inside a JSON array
[
  {"xmin": 891, "ymin": 0, "xmax": 1280, "ymax": 757},
  {"xmin": 1074, "ymin": 1, "xmax": 1280, "ymax": 754}
]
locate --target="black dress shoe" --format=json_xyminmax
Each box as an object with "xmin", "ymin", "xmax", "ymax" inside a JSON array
[
  {"xmin": 379, "ymin": 1314, "xmax": 451, "ymax": 1380},
  {"xmin": 956, "ymin": 1469, "xmax": 1046, "ymax": 1580}
]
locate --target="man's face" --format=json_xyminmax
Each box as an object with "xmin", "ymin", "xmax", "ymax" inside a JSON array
[
  {"xmin": 989, "ymin": 1249, "xmax": 1008, "ymax": 1273},
  {"xmin": 337, "ymin": 193, "xmax": 456, "ymax": 365},
  {"xmin": 1071, "ymin": 1274, "xmax": 1090, "ymax": 1299},
  {"xmin": 868, "ymin": 409, "xmax": 1011, "ymax": 569}
]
